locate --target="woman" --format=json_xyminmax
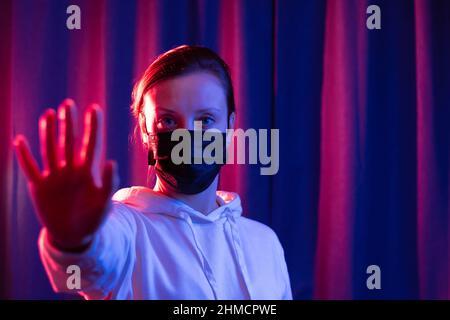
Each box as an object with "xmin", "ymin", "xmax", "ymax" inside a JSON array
[{"xmin": 13, "ymin": 45, "xmax": 292, "ymax": 299}]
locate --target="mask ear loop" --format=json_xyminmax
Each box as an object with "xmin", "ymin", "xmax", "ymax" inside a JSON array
[
  {"xmin": 146, "ymin": 131, "xmax": 171, "ymax": 165},
  {"xmin": 140, "ymin": 116, "xmax": 157, "ymax": 187},
  {"xmin": 147, "ymin": 133, "xmax": 157, "ymax": 166},
  {"xmin": 140, "ymin": 111, "xmax": 156, "ymax": 166},
  {"xmin": 141, "ymin": 111, "xmax": 161, "ymax": 166}
]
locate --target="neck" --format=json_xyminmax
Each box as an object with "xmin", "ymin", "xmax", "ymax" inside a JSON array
[{"xmin": 153, "ymin": 177, "xmax": 219, "ymax": 215}]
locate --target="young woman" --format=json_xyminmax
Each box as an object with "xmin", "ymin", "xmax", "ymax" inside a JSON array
[{"xmin": 13, "ymin": 45, "xmax": 292, "ymax": 300}]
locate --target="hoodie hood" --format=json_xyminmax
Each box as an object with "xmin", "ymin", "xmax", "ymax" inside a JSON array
[{"xmin": 112, "ymin": 186, "xmax": 243, "ymax": 224}]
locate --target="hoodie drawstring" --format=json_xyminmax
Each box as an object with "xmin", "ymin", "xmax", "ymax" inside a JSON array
[
  {"xmin": 182, "ymin": 208, "xmax": 252, "ymax": 300},
  {"xmin": 223, "ymin": 208, "xmax": 253, "ymax": 299},
  {"xmin": 182, "ymin": 213, "xmax": 219, "ymax": 299},
  {"xmin": 181, "ymin": 208, "xmax": 252, "ymax": 300}
]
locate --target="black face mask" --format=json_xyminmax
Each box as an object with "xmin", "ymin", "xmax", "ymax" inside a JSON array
[{"xmin": 147, "ymin": 130, "xmax": 227, "ymax": 195}]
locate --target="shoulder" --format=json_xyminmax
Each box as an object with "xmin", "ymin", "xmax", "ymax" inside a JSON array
[
  {"xmin": 110, "ymin": 187, "xmax": 145, "ymax": 218},
  {"xmin": 112, "ymin": 187, "xmax": 133, "ymax": 202},
  {"xmin": 238, "ymin": 216, "xmax": 275, "ymax": 236},
  {"xmin": 237, "ymin": 216, "xmax": 284, "ymax": 251},
  {"xmin": 103, "ymin": 188, "xmax": 142, "ymax": 231}
]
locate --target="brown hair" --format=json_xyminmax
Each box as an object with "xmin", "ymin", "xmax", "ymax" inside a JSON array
[{"xmin": 131, "ymin": 45, "xmax": 236, "ymax": 143}]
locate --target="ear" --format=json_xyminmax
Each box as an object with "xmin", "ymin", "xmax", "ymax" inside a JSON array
[
  {"xmin": 139, "ymin": 112, "xmax": 149, "ymax": 145},
  {"xmin": 226, "ymin": 112, "xmax": 236, "ymax": 148},
  {"xmin": 228, "ymin": 112, "xmax": 235, "ymax": 129}
]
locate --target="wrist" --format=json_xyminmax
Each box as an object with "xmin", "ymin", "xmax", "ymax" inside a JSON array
[{"xmin": 47, "ymin": 232, "xmax": 93, "ymax": 253}]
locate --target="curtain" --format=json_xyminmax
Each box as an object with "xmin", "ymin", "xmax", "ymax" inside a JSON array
[{"xmin": 0, "ymin": 0, "xmax": 448, "ymax": 299}]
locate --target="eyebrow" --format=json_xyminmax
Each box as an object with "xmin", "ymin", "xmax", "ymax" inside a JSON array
[
  {"xmin": 156, "ymin": 107, "xmax": 177, "ymax": 114},
  {"xmin": 156, "ymin": 106, "xmax": 223, "ymax": 114},
  {"xmin": 195, "ymin": 107, "xmax": 222, "ymax": 114}
]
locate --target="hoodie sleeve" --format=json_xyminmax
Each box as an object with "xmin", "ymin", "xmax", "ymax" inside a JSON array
[{"xmin": 38, "ymin": 201, "xmax": 136, "ymax": 300}]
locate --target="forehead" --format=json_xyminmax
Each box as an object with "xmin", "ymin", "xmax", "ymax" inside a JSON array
[{"xmin": 144, "ymin": 71, "xmax": 227, "ymax": 113}]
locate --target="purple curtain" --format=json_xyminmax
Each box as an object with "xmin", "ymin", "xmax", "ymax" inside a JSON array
[{"xmin": 0, "ymin": 0, "xmax": 449, "ymax": 299}]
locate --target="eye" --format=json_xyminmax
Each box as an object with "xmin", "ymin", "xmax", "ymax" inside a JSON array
[
  {"xmin": 199, "ymin": 116, "xmax": 215, "ymax": 128},
  {"xmin": 157, "ymin": 116, "xmax": 177, "ymax": 130}
]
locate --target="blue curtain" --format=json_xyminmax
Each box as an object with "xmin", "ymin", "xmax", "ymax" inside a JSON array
[{"xmin": 1, "ymin": 0, "xmax": 449, "ymax": 299}]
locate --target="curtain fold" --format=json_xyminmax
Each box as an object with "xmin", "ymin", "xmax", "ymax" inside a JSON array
[{"xmin": 1, "ymin": 0, "xmax": 449, "ymax": 299}]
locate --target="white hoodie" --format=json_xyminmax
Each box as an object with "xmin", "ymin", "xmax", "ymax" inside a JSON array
[{"xmin": 38, "ymin": 186, "xmax": 292, "ymax": 300}]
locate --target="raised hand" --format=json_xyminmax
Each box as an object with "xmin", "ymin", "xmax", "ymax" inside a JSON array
[{"xmin": 13, "ymin": 99, "xmax": 119, "ymax": 251}]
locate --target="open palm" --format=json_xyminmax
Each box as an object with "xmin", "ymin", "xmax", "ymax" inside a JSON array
[{"xmin": 13, "ymin": 99, "xmax": 119, "ymax": 251}]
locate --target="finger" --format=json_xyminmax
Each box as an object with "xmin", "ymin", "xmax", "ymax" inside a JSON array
[
  {"xmin": 81, "ymin": 105, "xmax": 103, "ymax": 170},
  {"xmin": 58, "ymin": 99, "xmax": 76, "ymax": 168},
  {"xmin": 13, "ymin": 135, "xmax": 42, "ymax": 184},
  {"xmin": 39, "ymin": 109, "xmax": 58, "ymax": 172},
  {"xmin": 100, "ymin": 160, "xmax": 119, "ymax": 200}
]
